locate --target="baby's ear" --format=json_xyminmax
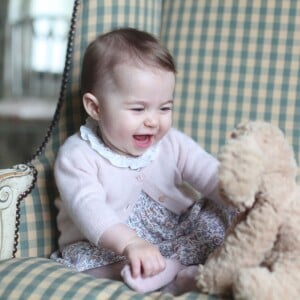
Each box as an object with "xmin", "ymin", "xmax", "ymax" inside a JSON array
[
  {"xmin": 218, "ymin": 135, "xmax": 264, "ymax": 210},
  {"xmin": 82, "ymin": 92, "xmax": 101, "ymax": 121}
]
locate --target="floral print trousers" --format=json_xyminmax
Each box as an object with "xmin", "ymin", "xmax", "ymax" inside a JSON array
[{"xmin": 51, "ymin": 192, "xmax": 235, "ymax": 272}]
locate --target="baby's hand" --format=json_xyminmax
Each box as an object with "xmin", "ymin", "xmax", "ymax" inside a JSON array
[
  {"xmin": 123, "ymin": 237, "xmax": 166, "ymax": 278},
  {"xmin": 98, "ymin": 224, "xmax": 166, "ymax": 278}
]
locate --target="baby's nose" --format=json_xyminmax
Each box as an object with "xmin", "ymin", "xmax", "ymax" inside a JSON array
[{"xmin": 144, "ymin": 113, "xmax": 158, "ymax": 127}]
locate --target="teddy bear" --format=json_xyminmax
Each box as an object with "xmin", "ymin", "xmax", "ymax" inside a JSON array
[{"xmin": 196, "ymin": 121, "xmax": 300, "ymax": 300}]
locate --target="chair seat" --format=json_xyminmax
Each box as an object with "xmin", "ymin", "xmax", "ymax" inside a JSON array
[{"xmin": 0, "ymin": 257, "xmax": 211, "ymax": 300}]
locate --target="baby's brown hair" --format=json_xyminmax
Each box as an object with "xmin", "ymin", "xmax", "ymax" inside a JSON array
[{"xmin": 81, "ymin": 28, "xmax": 176, "ymax": 97}]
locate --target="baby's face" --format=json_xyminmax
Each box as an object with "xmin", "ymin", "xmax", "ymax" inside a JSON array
[{"xmin": 98, "ymin": 64, "xmax": 175, "ymax": 157}]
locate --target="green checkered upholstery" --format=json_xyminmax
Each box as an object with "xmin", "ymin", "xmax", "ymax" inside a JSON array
[
  {"xmin": 3, "ymin": 0, "xmax": 299, "ymax": 299},
  {"xmin": 0, "ymin": 258, "xmax": 205, "ymax": 299},
  {"xmin": 161, "ymin": 1, "xmax": 300, "ymax": 157}
]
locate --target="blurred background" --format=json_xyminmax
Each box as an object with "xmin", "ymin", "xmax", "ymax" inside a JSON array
[{"xmin": 0, "ymin": 0, "xmax": 73, "ymax": 167}]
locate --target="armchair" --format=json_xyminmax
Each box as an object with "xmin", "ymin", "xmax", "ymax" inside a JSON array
[{"xmin": 1, "ymin": 0, "xmax": 299, "ymax": 299}]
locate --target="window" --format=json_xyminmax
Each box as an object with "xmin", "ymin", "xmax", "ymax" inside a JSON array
[
  {"xmin": 0, "ymin": 0, "xmax": 73, "ymax": 167},
  {"xmin": 4, "ymin": 0, "xmax": 73, "ymax": 99}
]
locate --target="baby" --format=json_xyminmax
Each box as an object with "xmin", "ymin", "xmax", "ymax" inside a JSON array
[{"xmin": 51, "ymin": 27, "xmax": 234, "ymax": 294}]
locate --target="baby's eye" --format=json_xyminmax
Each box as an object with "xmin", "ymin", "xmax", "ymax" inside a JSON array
[
  {"xmin": 131, "ymin": 107, "xmax": 144, "ymax": 112},
  {"xmin": 160, "ymin": 106, "xmax": 172, "ymax": 112}
]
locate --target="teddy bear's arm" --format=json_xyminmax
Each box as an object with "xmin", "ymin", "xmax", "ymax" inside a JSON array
[{"xmin": 225, "ymin": 198, "xmax": 279, "ymax": 264}]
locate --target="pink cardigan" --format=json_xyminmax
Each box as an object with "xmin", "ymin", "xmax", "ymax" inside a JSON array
[{"xmin": 54, "ymin": 128, "xmax": 220, "ymax": 249}]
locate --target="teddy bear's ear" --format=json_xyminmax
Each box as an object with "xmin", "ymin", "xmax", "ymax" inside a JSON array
[{"xmin": 218, "ymin": 135, "xmax": 264, "ymax": 211}]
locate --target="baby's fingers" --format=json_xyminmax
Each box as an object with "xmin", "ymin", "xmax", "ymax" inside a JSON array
[
  {"xmin": 142, "ymin": 255, "xmax": 166, "ymax": 277},
  {"xmin": 130, "ymin": 257, "xmax": 142, "ymax": 278}
]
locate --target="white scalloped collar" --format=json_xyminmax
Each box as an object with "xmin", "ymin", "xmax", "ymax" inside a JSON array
[{"xmin": 80, "ymin": 118, "xmax": 159, "ymax": 170}]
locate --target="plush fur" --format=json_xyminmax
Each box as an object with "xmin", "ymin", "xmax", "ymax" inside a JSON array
[{"xmin": 196, "ymin": 121, "xmax": 300, "ymax": 300}]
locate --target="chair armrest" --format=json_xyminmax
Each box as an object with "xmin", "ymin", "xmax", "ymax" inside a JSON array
[{"xmin": 0, "ymin": 164, "xmax": 36, "ymax": 260}]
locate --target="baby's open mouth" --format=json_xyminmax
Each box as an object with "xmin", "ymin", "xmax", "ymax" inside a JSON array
[
  {"xmin": 134, "ymin": 135, "xmax": 150, "ymax": 141},
  {"xmin": 133, "ymin": 135, "xmax": 153, "ymax": 148}
]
